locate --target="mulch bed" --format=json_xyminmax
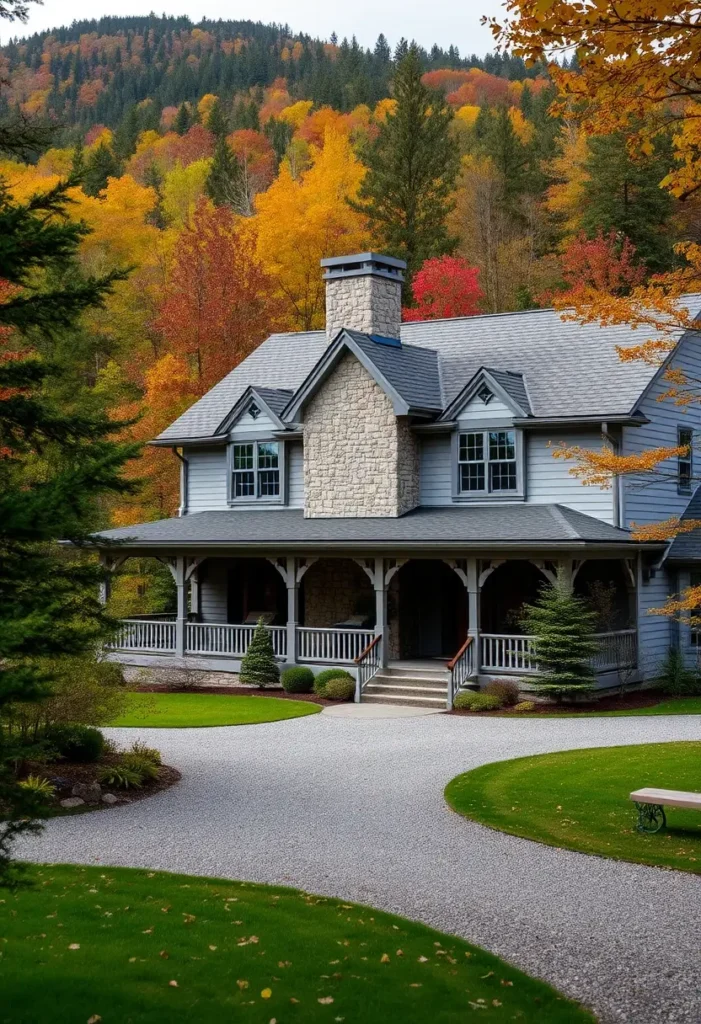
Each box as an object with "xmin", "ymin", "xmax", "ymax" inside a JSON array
[
  {"xmin": 22, "ymin": 754, "xmax": 181, "ymax": 815},
  {"xmin": 449, "ymin": 689, "xmax": 667, "ymax": 716},
  {"xmin": 135, "ymin": 683, "xmax": 337, "ymax": 706}
]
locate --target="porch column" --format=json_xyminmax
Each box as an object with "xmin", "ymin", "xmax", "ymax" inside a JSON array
[
  {"xmin": 98, "ymin": 554, "xmax": 112, "ymax": 606},
  {"xmin": 466, "ymin": 556, "xmax": 480, "ymax": 670},
  {"xmin": 174, "ymin": 555, "xmax": 187, "ymax": 659},
  {"xmin": 190, "ymin": 567, "xmax": 200, "ymax": 619},
  {"xmin": 374, "ymin": 556, "xmax": 389, "ymax": 667},
  {"xmin": 285, "ymin": 556, "xmax": 299, "ymax": 665}
]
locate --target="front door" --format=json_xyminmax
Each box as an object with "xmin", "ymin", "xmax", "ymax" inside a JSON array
[{"xmin": 398, "ymin": 561, "xmax": 465, "ymax": 659}]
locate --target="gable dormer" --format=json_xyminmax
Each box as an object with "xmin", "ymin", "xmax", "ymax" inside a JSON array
[{"xmin": 217, "ymin": 386, "xmax": 293, "ymax": 505}]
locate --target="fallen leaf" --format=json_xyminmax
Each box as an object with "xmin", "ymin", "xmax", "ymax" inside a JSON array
[
  {"xmin": 318, "ymin": 997, "xmax": 334, "ymax": 1005},
  {"xmin": 380, "ymin": 953, "xmax": 390, "ymax": 963},
  {"xmin": 396, "ymin": 949, "xmax": 404, "ymax": 957},
  {"xmin": 417, "ymin": 956, "xmax": 428, "ymax": 963},
  {"xmin": 87, "ymin": 1016, "xmax": 102, "ymax": 1023},
  {"xmin": 261, "ymin": 989, "xmax": 272, "ymax": 999},
  {"xmin": 209, "ymin": 945, "xmax": 217, "ymax": 951},
  {"xmin": 492, "ymin": 1000, "xmax": 502, "ymax": 1007},
  {"xmin": 159, "ymin": 951, "xmax": 169, "ymax": 959},
  {"xmin": 68, "ymin": 944, "xmax": 80, "ymax": 950},
  {"xmin": 290, "ymin": 997, "xmax": 299, "ymax": 1004},
  {"xmin": 481, "ymin": 971, "xmax": 494, "ymax": 979},
  {"xmin": 128, "ymin": 957, "xmax": 136, "ymax": 963},
  {"xmin": 183, "ymin": 914, "xmax": 196, "ymax": 925},
  {"xmin": 409, "ymin": 983, "xmax": 422, "ymax": 988},
  {"xmin": 168, "ymin": 980, "xmax": 178, "ymax": 988},
  {"xmin": 236, "ymin": 980, "xmax": 249, "ymax": 991},
  {"xmin": 142, "ymin": 928, "xmax": 153, "ymax": 935}
]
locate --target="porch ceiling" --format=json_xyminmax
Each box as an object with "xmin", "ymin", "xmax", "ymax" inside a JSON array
[{"xmin": 84, "ymin": 505, "xmax": 659, "ymax": 553}]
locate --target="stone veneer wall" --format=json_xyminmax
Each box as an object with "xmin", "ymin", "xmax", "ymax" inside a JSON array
[
  {"xmin": 303, "ymin": 353, "xmax": 419, "ymax": 517},
  {"xmin": 325, "ymin": 274, "xmax": 402, "ymax": 340},
  {"xmin": 302, "ymin": 558, "xmax": 374, "ymax": 627}
]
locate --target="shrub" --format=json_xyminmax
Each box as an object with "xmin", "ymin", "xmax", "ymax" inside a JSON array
[
  {"xmin": 120, "ymin": 752, "xmax": 160, "ymax": 781},
  {"xmin": 453, "ymin": 691, "xmax": 503, "ymax": 712},
  {"xmin": 280, "ymin": 666, "xmax": 315, "ymax": 693},
  {"xmin": 324, "ymin": 677, "xmax": 356, "ymax": 701},
  {"xmin": 239, "ymin": 619, "xmax": 280, "ymax": 688},
  {"xmin": 97, "ymin": 764, "xmax": 143, "ymax": 789},
  {"xmin": 313, "ymin": 668, "xmax": 353, "ymax": 696},
  {"xmin": 512, "ymin": 700, "xmax": 536, "ymax": 712},
  {"xmin": 44, "ymin": 724, "xmax": 104, "ymax": 763},
  {"xmin": 18, "ymin": 775, "xmax": 55, "ymax": 799},
  {"xmin": 484, "ymin": 679, "xmax": 520, "ymax": 706},
  {"xmin": 129, "ymin": 740, "xmax": 162, "ymax": 766},
  {"xmin": 659, "ymin": 647, "xmax": 701, "ymax": 696}
]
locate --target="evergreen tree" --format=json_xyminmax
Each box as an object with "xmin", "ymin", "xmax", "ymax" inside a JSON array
[
  {"xmin": 70, "ymin": 137, "xmax": 85, "ymax": 181},
  {"xmin": 582, "ymin": 132, "xmax": 675, "ymax": 273},
  {"xmin": 82, "ymin": 141, "xmax": 122, "ymax": 196},
  {"xmin": 350, "ymin": 46, "xmax": 459, "ymax": 293},
  {"xmin": 239, "ymin": 619, "xmax": 280, "ymax": 688},
  {"xmin": 521, "ymin": 572, "xmax": 599, "ymax": 700},
  {"xmin": 173, "ymin": 101, "xmax": 190, "ymax": 135},
  {"xmin": 206, "ymin": 98, "xmax": 228, "ymax": 139},
  {"xmin": 205, "ymin": 135, "xmax": 242, "ymax": 207},
  {"xmin": 0, "ymin": 176, "xmax": 137, "ymax": 882}
]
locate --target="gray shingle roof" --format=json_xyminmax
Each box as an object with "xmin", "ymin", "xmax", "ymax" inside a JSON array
[
  {"xmin": 485, "ymin": 368, "xmax": 532, "ymax": 416},
  {"xmin": 157, "ymin": 298, "xmax": 701, "ymax": 441},
  {"xmin": 344, "ymin": 330, "xmax": 442, "ymax": 411},
  {"xmin": 252, "ymin": 387, "xmax": 293, "ymax": 417},
  {"xmin": 92, "ymin": 505, "xmax": 641, "ymax": 549},
  {"xmin": 666, "ymin": 484, "xmax": 701, "ymax": 562}
]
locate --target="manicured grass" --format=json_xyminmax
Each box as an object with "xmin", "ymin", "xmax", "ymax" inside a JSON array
[
  {"xmin": 445, "ymin": 741, "xmax": 701, "ymax": 874},
  {"xmin": 594, "ymin": 696, "xmax": 701, "ymax": 717},
  {"xmin": 1, "ymin": 863, "xmax": 592, "ymax": 1023},
  {"xmin": 110, "ymin": 692, "xmax": 321, "ymax": 728}
]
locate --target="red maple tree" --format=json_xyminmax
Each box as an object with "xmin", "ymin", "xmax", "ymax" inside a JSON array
[
  {"xmin": 402, "ymin": 256, "xmax": 484, "ymax": 321},
  {"xmin": 539, "ymin": 229, "xmax": 645, "ymax": 305}
]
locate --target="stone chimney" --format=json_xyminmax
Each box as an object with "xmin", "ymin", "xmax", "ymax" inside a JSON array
[{"xmin": 321, "ymin": 252, "xmax": 406, "ymax": 342}]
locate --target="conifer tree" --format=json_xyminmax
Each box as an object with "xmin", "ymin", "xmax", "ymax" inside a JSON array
[
  {"xmin": 239, "ymin": 619, "xmax": 280, "ymax": 688},
  {"xmin": 205, "ymin": 135, "xmax": 243, "ymax": 208},
  {"xmin": 206, "ymin": 99, "xmax": 229, "ymax": 139},
  {"xmin": 173, "ymin": 102, "xmax": 190, "ymax": 136},
  {"xmin": 350, "ymin": 46, "xmax": 459, "ymax": 293},
  {"xmin": 0, "ymin": 176, "xmax": 137, "ymax": 882},
  {"xmin": 83, "ymin": 141, "xmax": 122, "ymax": 197},
  {"xmin": 70, "ymin": 137, "xmax": 85, "ymax": 181},
  {"xmin": 520, "ymin": 571, "xmax": 598, "ymax": 700}
]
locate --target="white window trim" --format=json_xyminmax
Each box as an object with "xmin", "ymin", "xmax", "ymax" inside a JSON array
[
  {"xmin": 451, "ymin": 425, "xmax": 524, "ymax": 501},
  {"xmin": 227, "ymin": 438, "xmax": 287, "ymax": 506},
  {"xmin": 678, "ymin": 425, "xmax": 693, "ymax": 496}
]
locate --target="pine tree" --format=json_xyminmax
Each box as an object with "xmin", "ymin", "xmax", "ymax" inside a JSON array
[
  {"xmin": 206, "ymin": 99, "xmax": 229, "ymax": 139},
  {"xmin": 0, "ymin": 176, "xmax": 137, "ymax": 882},
  {"xmin": 520, "ymin": 572, "xmax": 599, "ymax": 700},
  {"xmin": 205, "ymin": 135, "xmax": 243, "ymax": 208},
  {"xmin": 239, "ymin": 619, "xmax": 280, "ymax": 688},
  {"xmin": 70, "ymin": 137, "xmax": 85, "ymax": 181},
  {"xmin": 173, "ymin": 101, "xmax": 190, "ymax": 135},
  {"xmin": 350, "ymin": 46, "xmax": 459, "ymax": 293},
  {"xmin": 83, "ymin": 141, "xmax": 122, "ymax": 197}
]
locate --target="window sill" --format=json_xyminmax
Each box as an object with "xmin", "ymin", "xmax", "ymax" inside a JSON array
[{"xmin": 452, "ymin": 493, "xmax": 525, "ymax": 504}]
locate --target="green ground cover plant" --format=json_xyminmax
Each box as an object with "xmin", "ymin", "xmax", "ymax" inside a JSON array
[
  {"xmin": 446, "ymin": 741, "xmax": 701, "ymax": 874},
  {"xmin": 110, "ymin": 692, "xmax": 321, "ymax": 728},
  {"xmin": 1, "ymin": 863, "xmax": 593, "ymax": 1024}
]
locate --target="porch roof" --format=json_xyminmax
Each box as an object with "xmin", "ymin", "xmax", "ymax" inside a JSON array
[
  {"xmin": 666, "ymin": 483, "xmax": 701, "ymax": 562},
  {"xmin": 89, "ymin": 505, "xmax": 653, "ymax": 551}
]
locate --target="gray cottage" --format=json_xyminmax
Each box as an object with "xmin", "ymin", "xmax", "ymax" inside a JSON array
[{"xmin": 95, "ymin": 253, "xmax": 701, "ymax": 706}]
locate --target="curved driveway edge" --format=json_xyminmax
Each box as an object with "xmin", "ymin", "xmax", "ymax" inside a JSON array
[{"xmin": 17, "ymin": 712, "xmax": 701, "ymax": 1024}]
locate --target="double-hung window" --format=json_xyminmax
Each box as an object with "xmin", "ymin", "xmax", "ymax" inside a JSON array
[
  {"xmin": 231, "ymin": 441, "xmax": 280, "ymax": 500},
  {"xmin": 458, "ymin": 429, "xmax": 518, "ymax": 495},
  {"xmin": 678, "ymin": 427, "xmax": 693, "ymax": 495}
]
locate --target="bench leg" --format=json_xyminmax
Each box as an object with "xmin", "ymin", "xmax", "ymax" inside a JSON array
[{"xmin": 635, "ymin": 802, "xmax": 666, "ymax": 834}]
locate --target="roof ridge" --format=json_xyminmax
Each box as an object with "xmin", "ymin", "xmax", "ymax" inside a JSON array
[{"xmin": 549, "ymin": 504, "xmax": 582, "ymax": 540}]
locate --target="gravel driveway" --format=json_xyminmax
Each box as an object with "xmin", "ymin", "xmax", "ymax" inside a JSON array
[{"xmin": 17, "ymin": 711, "xmax": 701, "ymax": 1023}]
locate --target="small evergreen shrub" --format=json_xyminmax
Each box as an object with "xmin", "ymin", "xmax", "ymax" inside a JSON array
[
  {"xmin": 18, "ymin": 775, "xmax": 55, "ymax": 799},
  {"xmin": 512, "ymin": 700, "xmax": 537, "ymax": 712},
  {"xmin": 313, "ymin": 668, "xmax": 353, "ymax": 696},
  {"xmin": 120, "ymin": 752, "xmax": 160, "ymax": 781},
  {"xmin": 45, "ymin": 724, "xmax": 104, "ymax": 763},
  {"xmin": 281, "ymin": 666, "xmax": 315, "ymax": 693},
  {"xmin": 659, "ymin": 647, "xmax": 701, "ymax": 695},
  {"xmin": 453, "ymin": 691, "xmax": 503, "ymax": 711},
  {"xmin": 484, "ymin": 679, "xmax": 520, "ymax": 706},
  {"xmin": 324, "ymin": 677, "xmax": 356, "ymax": 701},
  {"xmin": 98, "ymin": 764, "xmax": 143, "ymax": 789},
  {"xmin": 239, "ymin": 619, "xmax": 280, "ymax": 688}
]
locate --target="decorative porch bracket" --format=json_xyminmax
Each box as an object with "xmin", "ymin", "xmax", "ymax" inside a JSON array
[
  {"xmin": 98, "ymin": 552, "xmax": 129, "ymax": 605},
  {"xmin": 268, "ymin": 557, "xmax": 318, "ymax": 665},
  {"xmin": 446, "ymin": 558, "xmax": 479, "ymax": 683},
  {"xmin": 352, "ymin": 557, "xmax": 406, "ymax": 669}
]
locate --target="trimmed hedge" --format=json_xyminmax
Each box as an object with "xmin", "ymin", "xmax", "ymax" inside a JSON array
[
  {"xmin": 45, "ymin": 724, "xmax": 104, "ymax": 763},
  {"xmin": 313, "ymin": 668, "xmax": 354, "ymax": 696},
  {"xmin": 280, "ymin": 666, "xmax": 315, "ymax": 694},
  {"xmin": 453, "ymin": 691, "xmax": 503, "ymax": 712},
  {"xmin": 324, "ymin": 677, "xmax": 356, "ymax": 701}
]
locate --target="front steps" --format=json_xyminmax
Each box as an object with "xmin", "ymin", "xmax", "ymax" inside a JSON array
[{"xmin": 361, "ymin": 663, "xmax": 450, "ymax": 708}]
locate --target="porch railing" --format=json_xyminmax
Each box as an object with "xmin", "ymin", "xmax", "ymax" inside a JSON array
[
  {"xmin": 186, "ymin": 622, "xmax": 287, "ymax": 659},
  {"xmin": 110, "ymin": 619, "xmax": 176, "ymax": 653},
  {"xmin": 480, "ymin": 630, "xmax": 638, "ymax": 675},
  {"xmin": 447, "ymin": 636, "xmax": 475, "ymax": 708},
  {"xmin": 296, "ymin": 627, "xmax": 375, "ymax": 664},
  {"xmin": 354, "ymin": 635, "xmax": 383, "ymax": 700}
]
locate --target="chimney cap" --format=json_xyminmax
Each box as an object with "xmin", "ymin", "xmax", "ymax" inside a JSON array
[{"xmin": 320, "ymin": 251, "xmax": 406, "ymax": 282}]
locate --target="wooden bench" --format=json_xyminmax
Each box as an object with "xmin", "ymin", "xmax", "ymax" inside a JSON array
[{"xmin": 630, "ymin": 787, "xmax": 701, "ymax": 833}]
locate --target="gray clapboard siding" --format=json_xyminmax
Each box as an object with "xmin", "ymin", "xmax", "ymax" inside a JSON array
[
  {"xmin": 418, "ymin": 430, "xmax": 614, "ymax": 522},
  {"xmin": 457, "ymin": 394, "xmax": 513, "ymax": 421},
  {"xmin": 200, "ymin": 559, "xmax": 228, "ymax": 623},
  {"xmin": 229, "ymin": 406, "xmax": 278, "ymax": 438},
  {"xmin": 187, "ymin": 447, "xmax": 229, "ymax": 512},
  {"xmin": 637, "ymin": 567, "xmax": 673, "ymax": 681},
  {"xmin": 622, "ymin": 333, "xmax": 701, "ymax": 527},
  {"xmin": 287, "ymin": 441, "xmax": 304, "ymax": 508}
]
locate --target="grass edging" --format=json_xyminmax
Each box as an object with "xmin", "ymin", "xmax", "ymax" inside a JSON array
[
  {"xmin": 110, "ymin": 691, "xmax": 322, "ymax": 728},
  {"xmin": 445, "ymin": 741, "xmax": 701, "ymax": 875}
]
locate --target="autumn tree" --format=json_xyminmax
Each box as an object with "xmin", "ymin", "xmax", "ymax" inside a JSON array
[
  {"xmin": 540, "ymin": 230, "xmax": 645, "ymax": 305},
  {"xmin": 350, "ymin": 46, "xmax": 459, "ymax": 293},
  {"xmin": 402, "ymin": 255, "xmax": 484, "ymax": 321}
]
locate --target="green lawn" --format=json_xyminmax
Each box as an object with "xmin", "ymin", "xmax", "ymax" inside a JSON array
[
  {"xmin": 1, "ymin": 864, "xmax": 591, "ymax": 1024},
  {"xmin": 110, "ymin": 692, "xmax": 321, "ymax": 728},
  {"xmin": 507, "ymin": 696, "xmax": 701, "ymax": 718},
  {"xmin": 445, "ymin": 741, "xmax": 701, "ymax": 874}
]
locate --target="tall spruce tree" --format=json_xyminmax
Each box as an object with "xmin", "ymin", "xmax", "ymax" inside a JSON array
[
  {"xmin": 0, "ymin": 176, "xmax": 138, "ymax": 882},
  {"xmin": 82, "ymin": 141, "xmax": 122, "ymax": 197},
  {"xmin": 521, "ymin": 571, "xmax": 599, "ymax": 700},
  {"xmin": 350, "ymin": 46, "xmax": 459, "ymax": 293},
  {"xmin": 205, "ymin": 135, "xmax": 243, "ymax": 208},
  {"xmin": 173, "ymin": 102, "xmax": 191, "ymax": 135},
  {"xmin": 206, "ymin": 99, "xmax": 229, "ymax": 139}
]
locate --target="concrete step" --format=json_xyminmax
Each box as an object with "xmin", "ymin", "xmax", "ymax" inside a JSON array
[
  {"xmin": 371, "ymin": 674, "xmax": 447, "ymax": 691},
  {"xmin": 361, "ymin": 691, "xmax": 447, "ymax": 708},
  {"xmin": 364, "ymin": 684, "xmax": 446, "ymax": 700},
  {"xmin": 383, "ymin": 668, "xmax": 450, "ymax": 682}
]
